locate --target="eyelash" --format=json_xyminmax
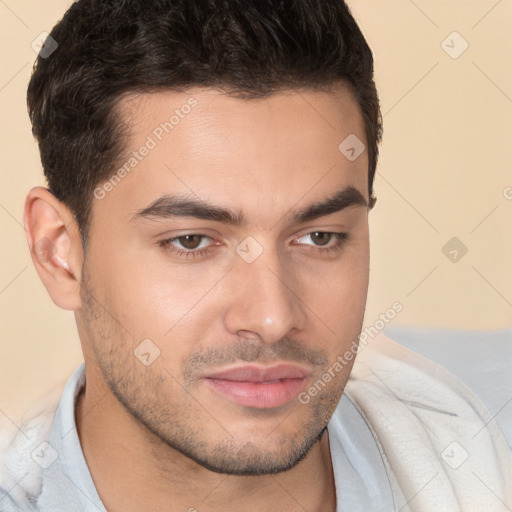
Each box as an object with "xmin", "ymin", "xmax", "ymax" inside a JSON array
[{"xmin": 159, "ymin": 231, "xmax": 349, "ymax": 260}]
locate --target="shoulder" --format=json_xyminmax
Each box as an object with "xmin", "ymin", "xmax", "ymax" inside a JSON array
[
  {"xmin": 345, "ymin": 329, "xmax": 511, "ymax": 444},
  {"xmin": 0, "ymin": 388, "xmax": 62, "ymax": 511},
  {"xmin": 341, "ymin": 330, "xmax": 512, "ymax": 510},
  {"xmin": 380, "ymin": 326, "xmax": 512, "ymax": 448}
]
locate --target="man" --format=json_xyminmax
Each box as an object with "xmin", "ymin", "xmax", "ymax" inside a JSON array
[{"xmin": 1, "ymin": 0, "xmax": 510, "ymax": 510}]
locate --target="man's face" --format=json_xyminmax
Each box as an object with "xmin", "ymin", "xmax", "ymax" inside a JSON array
[{"xmin": 77, "ymin": 85, "xmax": 370, "ymax": 475}]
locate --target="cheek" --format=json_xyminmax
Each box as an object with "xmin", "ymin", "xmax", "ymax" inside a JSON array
[
  {"xmin": 98, "ymin": 247, "xmax": 226, "ymax": 348},
  {"xmin": 301, "ymin": 241, "xmax": 370, "ymax": 355},
  {"xmin": 309, "ymin": 275, "xmax": 367, "ymax": 346},
  {"xmin": 302, "ymin": 239, "xmax": 369, "ymax": 311}
]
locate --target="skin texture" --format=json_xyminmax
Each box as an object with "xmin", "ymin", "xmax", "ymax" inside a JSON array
[{"xmin": 24, "ymin": 84, "xmax": 373, "ymax": 512}]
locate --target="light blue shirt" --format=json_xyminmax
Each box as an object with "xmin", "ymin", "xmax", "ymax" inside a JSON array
[{"xmin": 0, "ymin": 362, "xmax": 395, "ymax": 511}]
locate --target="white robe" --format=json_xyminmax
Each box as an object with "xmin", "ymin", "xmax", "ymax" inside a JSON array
[{"xmin": 343, "ymin": 332, "xmax": 512, "ymax": 511}]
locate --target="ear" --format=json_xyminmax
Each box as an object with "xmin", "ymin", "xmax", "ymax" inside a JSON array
[{"xmin": 24, "ymin": 186, "xmax": 84, "ymax": 310}]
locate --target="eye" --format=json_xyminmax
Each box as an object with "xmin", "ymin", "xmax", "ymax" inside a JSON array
[
  {"xmin": 159, "ymin": 234, "xmax": 216, "ymax": 259},
  {"xmin": 293, "ymin": 231, "xmax": 348, "ymax": 254}
]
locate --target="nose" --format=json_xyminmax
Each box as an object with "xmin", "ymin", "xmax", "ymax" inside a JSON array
[{"xmin": 223, "ymin": 244, "xmax": 307, "ymax": 345}]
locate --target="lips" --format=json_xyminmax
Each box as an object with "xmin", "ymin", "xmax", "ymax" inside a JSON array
[{"xmin": 202, "ymin": 364, "xmax": 308, "ymax": 409}]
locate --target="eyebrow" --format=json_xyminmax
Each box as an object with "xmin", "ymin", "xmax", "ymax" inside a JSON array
[{"xmin": 130, "ymin": 185, "xmax": 368, "ymax": 226}]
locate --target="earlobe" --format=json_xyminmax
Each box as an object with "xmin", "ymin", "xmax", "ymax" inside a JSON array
[{"xmin": 24, "ymin": 186, "xmax": 83, "ymax": 310}]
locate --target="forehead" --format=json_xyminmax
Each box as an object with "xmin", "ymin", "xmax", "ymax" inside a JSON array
[
  {"xmin": 119, "ymin": 83, "xmax": 365, "ymax": 148},
  {"xmin": 92, "ymin": 85, "xmax": 368, "ymax": 230}
]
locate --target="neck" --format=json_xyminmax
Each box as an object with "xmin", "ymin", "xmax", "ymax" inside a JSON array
[{"xmin": 75, "ymin": 379, "xmax": 336, "ymax": 512}]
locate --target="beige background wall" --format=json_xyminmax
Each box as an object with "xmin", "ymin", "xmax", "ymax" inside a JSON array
[{"xmin": 1, "ymin": 1, "xmax": 511, "ymax": 422}]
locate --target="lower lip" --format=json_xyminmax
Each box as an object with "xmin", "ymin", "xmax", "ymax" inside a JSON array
[{"xmin": 203, "ymin": 378, "xmax": 306, "ymax": 409}]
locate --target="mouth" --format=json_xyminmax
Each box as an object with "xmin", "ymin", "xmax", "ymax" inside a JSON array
[{"xmin": 202, "ymin": 364, "xmax": 308, "ymax": 409}]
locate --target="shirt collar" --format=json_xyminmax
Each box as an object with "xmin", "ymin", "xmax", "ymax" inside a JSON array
[
  {"xmin": 38, "ymin": 362, "xmax": 107, "ymax": 511},
  {"xmin": 38, "ymin": 364, "xmax": 393, "ymax": 511}
]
